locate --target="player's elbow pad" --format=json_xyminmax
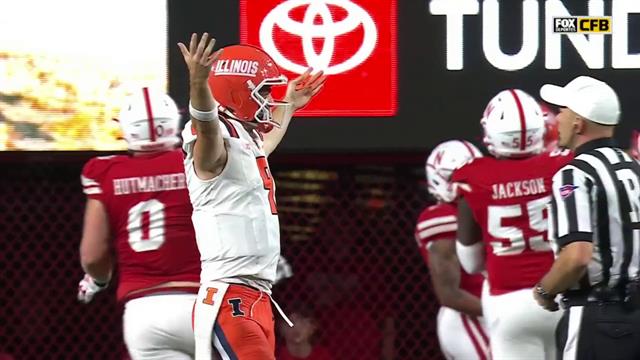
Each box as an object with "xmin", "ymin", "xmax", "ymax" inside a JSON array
[{"xmin": 456, "ymin": 241, "xmax": 485, "ymax": 274}]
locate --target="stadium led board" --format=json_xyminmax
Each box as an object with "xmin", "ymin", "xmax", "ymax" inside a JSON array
[
  {"xmin": 0, "ymin": 0, "xmax": 168, "ymax": 151},
  {"xmin": 3, "ymin": 0, "xmax": 638, "ymax": 153},
  {"xmin": 240, "ymin": 0, "xmax": 398, "ymax": 117},
  {"xmin": 168, "ymin": 0, "xmax": 639, "ymax": 153}
]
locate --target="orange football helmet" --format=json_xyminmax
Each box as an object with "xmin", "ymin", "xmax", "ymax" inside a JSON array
[{"xmin": 208, "ymin": 44, "xmax": 288, "ymax": 127}]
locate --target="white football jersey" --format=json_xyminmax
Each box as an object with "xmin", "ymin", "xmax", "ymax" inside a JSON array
[{"xmin": 182, "ymin": 118, "xmax": 280, "ymax": 292}]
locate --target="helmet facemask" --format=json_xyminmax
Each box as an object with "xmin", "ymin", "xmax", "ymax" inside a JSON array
[
  {"xmin": 209, "ymin": 44, "xmax": 290, "ymax": 131},
  {"xmin": 248, "ymin": 76, "xmax": 289, "ymax": 127},
  {"xmin": 425, "ymin": 140, "xmax": 483, "ymax": 203},
  {"xmin": 427, "ymin": 166, "xmax": 457, "ymax": 203}
]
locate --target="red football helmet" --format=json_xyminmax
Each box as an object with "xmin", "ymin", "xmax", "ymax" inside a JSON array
[
  {"xmin": 631, "ymin": 130, "xmax": 640, "ymax": 160},
  {"xmin": 209, "ymin": 44, "xmax": 288, "ymax": 127},
  {"xmin": 539, "ymin": 102, "xmax": 559, "ymax": 151}
]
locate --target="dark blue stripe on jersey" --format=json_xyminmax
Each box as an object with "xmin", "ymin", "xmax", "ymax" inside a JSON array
[{"xmin": 573, "ymin": 158, "xmax": 612, "ymax": 287}]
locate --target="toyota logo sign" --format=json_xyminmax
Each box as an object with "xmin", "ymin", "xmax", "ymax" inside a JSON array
[
  {"xmin": 259, "ymin": 0, "xmax": 378, "ymax": 75},
  {"xmin": 241, "ymin": 0, "xmax": 397, "ymax": 117}
]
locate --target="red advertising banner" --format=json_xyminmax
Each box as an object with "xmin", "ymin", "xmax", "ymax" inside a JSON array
[{"xmin": 240, "ymin": 0, "xmax": 397, "ymax": 117}]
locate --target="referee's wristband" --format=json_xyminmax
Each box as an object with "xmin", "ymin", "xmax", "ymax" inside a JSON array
[
  {"xmin": 535, "ymin": 283, "xmax": 555, "ymax": 301},
  {"xmin": 189, "ymin": 101, "xmax": 218, "ymax": 122}
]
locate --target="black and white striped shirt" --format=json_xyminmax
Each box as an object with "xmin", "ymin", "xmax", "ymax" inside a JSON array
[{"xmin": 549, "ymin": 138, "xmax": 640, "ymax": 291}]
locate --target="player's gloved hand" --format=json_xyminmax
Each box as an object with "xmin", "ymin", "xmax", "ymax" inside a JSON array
[{"xmin": 77, "ymin": 274, "xmax": 109, "ymax": 304}]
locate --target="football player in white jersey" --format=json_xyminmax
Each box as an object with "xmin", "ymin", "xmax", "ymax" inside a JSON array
[{"xmin": 178, "ymin": 33, "xmax": 325, "ymax": 360}]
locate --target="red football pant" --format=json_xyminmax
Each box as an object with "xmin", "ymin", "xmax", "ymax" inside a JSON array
[{"xmin": 195, "ymin": 284, "xmax": 275, "ymax": 360}]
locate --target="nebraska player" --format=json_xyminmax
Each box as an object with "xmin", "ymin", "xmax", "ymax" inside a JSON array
[
  {"xmin": 177, "ymin": 33, "xmax": 325, "ymax": 359},
  {"xmin": 77, "ymin": 88, "xmax": 201, "ymax": 359},
  {"xmin": 415, "ymin": 140, "xmax": 489, "ymax": 360},
  {"xmin": 454, "ymin": 89, "xmax": 571, "ymax": 360}
]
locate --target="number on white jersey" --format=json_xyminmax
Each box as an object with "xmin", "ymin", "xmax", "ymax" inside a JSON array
[
  {"xmin": 127, "ymin": 199, "xmax": 165, "ymax": 252},
  {"xmin": 256, "ymin": 156, "xmax": 277, "ymax": 214},
  {"xmin": 487, "ymin": 196, "xmax": 552, "ymax": 256}
]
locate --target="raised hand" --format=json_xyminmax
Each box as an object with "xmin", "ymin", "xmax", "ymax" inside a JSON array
[
  {"xmin": 177, "ymin": 33, "xmax": 222, "ymax": 85},
  {"xmin": 284, "ymin": 68, "xmax": 327, "ymax": 110}
]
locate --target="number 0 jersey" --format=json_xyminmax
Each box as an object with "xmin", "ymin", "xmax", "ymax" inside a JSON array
[
  {"xmin": 182, "ymin": 118, "xmax": 280, "ymax": 292},
  {"xmin": 81, "ymin": 150, "xmax": 201, "ymax": 301},
  {"xmin": 452, "ymin": 150, "xmax": 572, "ymax": 295}
]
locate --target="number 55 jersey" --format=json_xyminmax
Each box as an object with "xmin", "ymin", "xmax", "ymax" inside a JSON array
[
  {"xmin": 452, "ymin": 150, "xmax": 572, "ymax": 295},
  {"xmin": 182, "ymin": 118, "xmax": 280, "ymax": 292},
  {"xmin": 81, "ymin": 149, "xmax": 201, "ymax": 301}
]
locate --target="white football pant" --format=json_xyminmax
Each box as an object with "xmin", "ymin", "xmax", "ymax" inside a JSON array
[
  {"xmin": 437, "ymin": 307, "xmax": 490, "ymax": 360},
  {"xmin": 483, "ymin": 288, "xmax": 561, "ymax": 360},
  {"xmin": 123, "ymin": 293, "xmax": 197, "ymax": 360}
]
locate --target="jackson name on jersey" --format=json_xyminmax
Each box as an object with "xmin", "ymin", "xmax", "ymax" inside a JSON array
[{"xmin": 452, "ymin": 150, "xmax": 572, "ymax": 295}]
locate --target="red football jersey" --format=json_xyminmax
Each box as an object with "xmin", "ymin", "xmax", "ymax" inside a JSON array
[
  {"xmin": 452, "ymin": 150, "xmax": 572, "ymax": 295},
  {"xmin": 81, "ymin": 149, "xmax": 200, "ymax": 301},
  {"xmin": 415, "ymin": 203, "xmax": 484, "ymax": 298}
]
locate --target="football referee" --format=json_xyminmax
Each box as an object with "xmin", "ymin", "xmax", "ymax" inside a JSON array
[{"xmin": 533, "ymin": 76, "xmax": 640, "ymax": 360}]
